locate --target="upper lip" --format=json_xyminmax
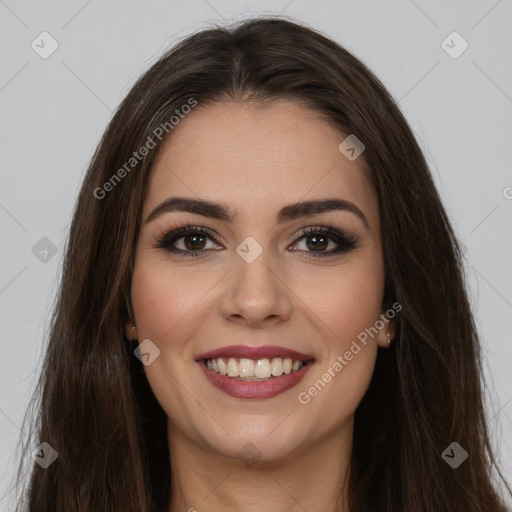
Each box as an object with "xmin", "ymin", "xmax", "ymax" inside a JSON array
[{"xmin": 195, "ymin": 345, "xmax": 314, "ymax": 362}]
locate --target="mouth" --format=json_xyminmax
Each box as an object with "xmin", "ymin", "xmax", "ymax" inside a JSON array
[
  {"xmin": 204, "ymin": 356, "xmax": 310, "ymax": 380},
  {"xmin": 195, "ymin": 345, "xmax": 315, "ymax": 399}
]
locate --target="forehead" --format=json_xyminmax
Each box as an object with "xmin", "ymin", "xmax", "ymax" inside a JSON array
[{"xmin": 144, "ymin": 100, "xmax": 378, "ymax": 225}]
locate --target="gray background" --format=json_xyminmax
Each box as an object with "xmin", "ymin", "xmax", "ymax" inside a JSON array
[{"xmin": 1, "ymin": 0, "xmax": 511, "ymax": 509}]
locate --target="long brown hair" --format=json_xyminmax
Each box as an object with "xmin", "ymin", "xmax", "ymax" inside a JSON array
[{"xmin": 10, "ymin": 16, "xmax": 510, "ymax": 511}]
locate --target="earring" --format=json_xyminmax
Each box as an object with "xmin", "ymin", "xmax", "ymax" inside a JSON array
[
  {"xmin": 127, "ymin": 325, "xmax": 137, "ymax": 340},
  {"xmin": 387, "ymin": 333, "xmax": 391, "ymax": 344}
]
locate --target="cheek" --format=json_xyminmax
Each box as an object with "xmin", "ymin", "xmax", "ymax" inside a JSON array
[
  {"xmin": 129, "ymin": 259, "xmax": 217, "ymax": 420},
  {"xmin": 294, "ymin": 257, "xmax": 383, "ymax": 416},
  {"xmin": 130, "ymin": 259, "xmax": 218, "ymax": 348},
  {"xmin": 304, "ymin": 256, "xmax": 384, "ymax": 345}
]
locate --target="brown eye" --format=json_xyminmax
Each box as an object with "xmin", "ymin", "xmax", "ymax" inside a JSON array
[
  {"xmin": 156, "ymin": 224, "xmax": 357, "ymax": 259},
  {"xmin": 291, "ymin": 226, "xmax": 357, "ymax": 258},
  {"xmin": 156, "ymin": 225, "xmax": 222, "ymax": 255},
  {"xmin": 304, "ymin": 233, "xmax": 329, "ymax": 252},
  {"xmin": 183, "ymin": 233, "xmax": 207, "ymax": 251}
]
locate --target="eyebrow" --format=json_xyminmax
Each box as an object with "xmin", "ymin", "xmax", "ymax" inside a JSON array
[{"xmin": 145, "ymin": 196, "xmax": 370, "ymax": 230}]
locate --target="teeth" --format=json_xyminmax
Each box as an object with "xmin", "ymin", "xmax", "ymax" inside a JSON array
[
  {"xmin": 218, "ymin": 358, "xmax": 228, "ymax": 375},
  {"xmin": 271, "ymin": 358, "xmax": 283, "ymax": 376},
  {"xmin": 239, "ymin": 358, "xmax": 255, "ymax": 377},
  {"xmin": 227, "ymin": 358, "xmax": 239, "ymax": 377},
  {"xmin": 205, "ymin": 357, "xmax": 306, "ymax": 380},
  {"xmin": 255, "ymin": 359, "xmax": 271, "ymax": 378}
]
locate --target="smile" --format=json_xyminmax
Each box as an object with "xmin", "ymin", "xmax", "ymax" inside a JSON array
[
  {"xmin": 206, "ymin": 357, "xmax": 306, "ymax": 380},
  {"xmin": 195, "ymin": 345, "xmax": 315, "ymax": 399}
]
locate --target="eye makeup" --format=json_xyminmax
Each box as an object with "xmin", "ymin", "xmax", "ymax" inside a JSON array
[{"xmin": 154, "ymin": 220, "xmax": 358, "ymax": 259}]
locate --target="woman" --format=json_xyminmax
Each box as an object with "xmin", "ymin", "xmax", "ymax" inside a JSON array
[{"xmin": 13, "ymin": 16, "xmax": 510, "ymax": 512}]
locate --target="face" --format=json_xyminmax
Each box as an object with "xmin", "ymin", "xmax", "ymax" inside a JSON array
[{"xmin": 126, "ymin": 100, "xmax": 393, "ymax": 461}]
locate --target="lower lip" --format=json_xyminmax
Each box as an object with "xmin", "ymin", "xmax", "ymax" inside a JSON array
[{"xmin": 197, "ymin": 360, "xmax": 314, "ymax": 399}]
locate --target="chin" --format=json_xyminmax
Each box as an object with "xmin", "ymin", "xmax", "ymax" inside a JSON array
[{"xmin": 199, "ymin": 420, "xmax": 304, "ymax": 461}]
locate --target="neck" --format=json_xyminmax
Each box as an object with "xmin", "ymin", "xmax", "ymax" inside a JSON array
[{"xmin": 167, "ymin": 420, "xmax": 353, "ymax": 512}]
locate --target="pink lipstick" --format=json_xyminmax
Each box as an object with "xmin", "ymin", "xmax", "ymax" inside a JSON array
[{"xmin": 196, "ymin": 345, "xmax": 315, "ymax": 399}]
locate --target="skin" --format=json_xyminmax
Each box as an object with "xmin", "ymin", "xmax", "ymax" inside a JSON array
[{"xmin": 125, "ymin": 100, "xmax": 395, "ymax": 512}]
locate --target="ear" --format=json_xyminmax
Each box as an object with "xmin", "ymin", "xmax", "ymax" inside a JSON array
[
  {"xmin": 376, "ymin": 312, "xmax": 396, "ymax": 349},
  {"xmin": 124, "ymin": 320, "xmax": 138, "ymax": 341}
]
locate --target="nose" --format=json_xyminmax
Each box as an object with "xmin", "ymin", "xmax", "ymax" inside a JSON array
[{"xmin": 219, "ymin": 246, "xmax": 293, "ymax": 328}]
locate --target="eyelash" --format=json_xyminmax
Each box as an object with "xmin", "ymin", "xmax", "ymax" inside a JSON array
[{"xmin": 155, "ymin": 221, "xmax": 358, "ymax": 259}]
